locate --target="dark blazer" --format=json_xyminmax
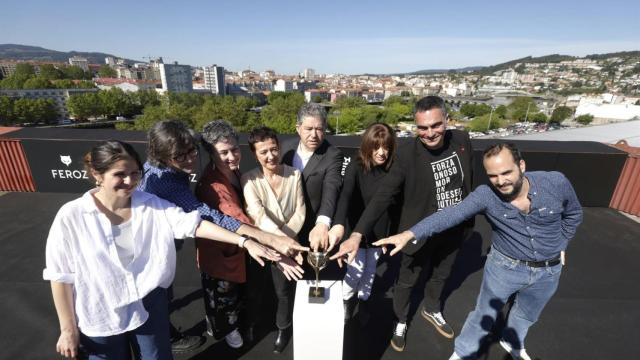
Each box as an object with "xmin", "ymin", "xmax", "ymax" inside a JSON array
[
  {"xmin": 353, "ymin": 129, "xmax": 475, "ymax": 254},
  {"xmin": 280, "ymin": 138, "xmax": 344, "ymax": 243}
]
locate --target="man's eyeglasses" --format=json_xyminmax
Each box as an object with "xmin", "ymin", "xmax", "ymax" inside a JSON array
[{"xmin": 173, "ymin": 148, "xmax": 198, "ymax": 162}]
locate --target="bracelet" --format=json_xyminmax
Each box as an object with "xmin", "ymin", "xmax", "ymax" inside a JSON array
[{"xmin": 238, "ymin": 236, "xmax": 248, "ymax": 248}]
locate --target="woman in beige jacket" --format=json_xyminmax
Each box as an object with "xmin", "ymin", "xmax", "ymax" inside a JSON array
[{"xmin": 241, "ymin": 126, "xmax": 306, "ymax": 353}]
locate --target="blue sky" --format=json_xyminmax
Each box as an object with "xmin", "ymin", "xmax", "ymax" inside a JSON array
[{"xmin": 2, "ymin": 0, "xmax": 639, "ymax": 74}]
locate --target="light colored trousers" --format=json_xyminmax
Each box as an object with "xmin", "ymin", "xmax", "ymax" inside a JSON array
[{"xmin": 342, "ymin": 247, "xmax": 382, "ymax": 301}]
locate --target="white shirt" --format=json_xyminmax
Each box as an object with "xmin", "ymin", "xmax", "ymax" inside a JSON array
[
  {"xmin": 292, "ymin": 142, "xmax": 314, "ymax": 172},
  {"xmin": 112, "ymin": 219, "xmax": 134, "ymax": 267},
  {"xmin": 43, "ymin": 189, "xmax": 201, "ymax": 336}
]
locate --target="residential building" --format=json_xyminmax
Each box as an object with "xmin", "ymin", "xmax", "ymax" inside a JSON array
[
  {"xmin": 159, "ymin": 62, "xmax": 192, "ymax": 93},
  {"xmin": 303, "ymin": 68, "xmax": 316, "ymax": 80},
  {"xmin": 203, "ymin": 65, "xmax": 225, "ymax": 95},
  {"xmin": 274, "ymin": 79, "xmax": 293, "ymax": 92},
  {"xmin": 68, "ymin": 56, "xmax": 89, "ymax": 71}
]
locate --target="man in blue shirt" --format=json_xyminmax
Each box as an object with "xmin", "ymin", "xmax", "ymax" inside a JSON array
[{"xmin": 373, "ymin": 142, "xmax": 583, "ymax": 360}]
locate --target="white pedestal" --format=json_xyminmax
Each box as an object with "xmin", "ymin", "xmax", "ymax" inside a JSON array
[{"xmin": 293, "ymin": 280, "xmax": 343, "ymax": 360}]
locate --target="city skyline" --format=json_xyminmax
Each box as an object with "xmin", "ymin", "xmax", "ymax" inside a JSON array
[{"xmin": 2, "ymin": 0, "xmax": 640, "ymax": 74}]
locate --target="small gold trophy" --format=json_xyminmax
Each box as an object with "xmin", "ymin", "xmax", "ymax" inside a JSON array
[{"xmin": 307, "ymin": 251, "xmax": 328, "ymax": 303}]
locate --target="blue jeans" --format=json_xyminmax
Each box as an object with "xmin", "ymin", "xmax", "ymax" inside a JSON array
[
  {"xmin": 80, "ymin": 287, "xmax": 172, "ymax": 360},
  {"xmin": 454, "ymin": 247, "xmax": 562, "ymax": 358}
]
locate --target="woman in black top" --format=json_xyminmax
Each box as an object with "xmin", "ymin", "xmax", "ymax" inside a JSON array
[{"xmin": 329, "ymin": 123, "xmax": 397, "ymax": 315}]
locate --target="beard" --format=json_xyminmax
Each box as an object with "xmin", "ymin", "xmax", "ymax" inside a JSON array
[{"xmin": 495, "ymin": 170, "xmax": 525, "ymax": 201}]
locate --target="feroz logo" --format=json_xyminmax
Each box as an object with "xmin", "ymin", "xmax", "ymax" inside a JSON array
[
  {"xmin": 51, "ymin": 154, "xmax": 88, "ymax": 180},
  {"xmin": 60, "ymin": 155, "xmax": 72, "ymax": 167}
]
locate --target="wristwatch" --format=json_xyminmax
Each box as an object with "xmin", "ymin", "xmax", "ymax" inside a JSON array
[{"xmin": 238, "ymin": 235, "xmax": 249, "ymax": 248}]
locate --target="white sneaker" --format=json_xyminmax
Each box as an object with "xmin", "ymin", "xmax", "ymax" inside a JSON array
[
  {"xmin": 225, "ymin": 329, "xmax": 243, "ymax": 349},
  {"xmin": 499, "ymin": 339, "xmax": 532, "ymax": 360},
  {"xmin": 448, "ymin": 352, "xmax": 463, "ymax": 360}
]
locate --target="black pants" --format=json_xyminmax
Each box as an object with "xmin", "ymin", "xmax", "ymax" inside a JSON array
[
  {"xmin": 246, "ymin": 258, "xmax": 295, "ymax": 330},
  {"xmin": 200, "ymin": 272, "xmax": 242, "ymax": 338},
  {"xmin": 393, "ymin": 232, "xmax": 462, "ymax": 323}
]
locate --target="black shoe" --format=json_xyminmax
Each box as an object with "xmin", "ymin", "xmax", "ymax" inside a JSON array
[
  {"xmin": 171, "ymin": 334, "xmax": 205, "ymax": 353},
  {"xmin": 273, "ymin": 327, "xmax": 291, "ymax": 354},
  {"xmin": 421, "ymin": 309, "xmax": 454, "ymax": 339},
  {"xmin": 390, "ymin": 322, "xmax": 407, "ymax": 352}
]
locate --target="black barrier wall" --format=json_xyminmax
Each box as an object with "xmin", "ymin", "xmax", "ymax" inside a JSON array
[{"xmin": 4, "ymin": 127, "xmax": 627, "ymax": 206}]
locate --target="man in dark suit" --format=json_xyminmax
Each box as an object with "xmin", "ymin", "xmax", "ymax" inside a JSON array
[
  {"xmin": 280, "ymin": 103, "xmax": 344, "ymax": 253},
  {"xmin": 269, "ymin": 103, "xmax": 343, "ymax": 354},
  {"xmin": 332, "ymin": 96, "xmax": 475, "ymax": 352}
]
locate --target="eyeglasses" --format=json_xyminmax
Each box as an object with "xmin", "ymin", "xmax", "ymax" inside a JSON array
[{"xmin": 173, "ymin": 148, "xmax": 198, "ymax": 162}]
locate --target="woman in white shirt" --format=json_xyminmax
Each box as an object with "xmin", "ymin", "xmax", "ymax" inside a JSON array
[
  {"xmin": 241, "ymin": 126, "xmax": 305, "ymax": 353},
  {"xmin": 44, "ymin": 140, "xmax": 279, "ymax": 360}
]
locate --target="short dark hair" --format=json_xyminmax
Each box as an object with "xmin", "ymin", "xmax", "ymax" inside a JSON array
[
  {"xmin": 201, "ymin": 119, "xmax": 239, "ymax": 155},
  {"xmin": 414, "ymin": 95, "xmax": 447, "ymax": 118},
  {"xmin": 147, "ymin": 120, "xmax": 197, "ymax": 167},
  {"xmin": 297, "ymin": 103, "xmax": 327, "ymax": 127},
  {"xmin": 483, "ymin": 142, "xmax": 523, "ymax": 163},
  {"xmin": 84, "ymin": 140, "xmax": 143, "ymax": 180},
  {"xmin": 358, "ymin": 123, "xmax": 396, "ymax": 173},
  {"xmin": 248, "ymin": 126, "xmax": 279, "ymax": 153}
]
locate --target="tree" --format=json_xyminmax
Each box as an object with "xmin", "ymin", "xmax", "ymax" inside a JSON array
[
  {"xmin": 529, "ymin": 112, "xmax": 548, "ymax": 123},
  {"xmin": 67, "ymin": 93, "xmax": 102, "ymax": 120},
  {"xmin": 383, "ymin": 102, "xmax": 412, "ymax": 124},
  {"xmin": 32, "ymin": 98, "xmax": 59, "ymax": 123},
  {"xmin": 507, "ymin": 97, "xmax": 538, "ymax": 121},
  {"xmin": 0, "ymin": 74, "xmax": 30, "ymax": 89},
  {"xmin": 0, "ymin": 96, "xmax": 14, "ymax": 125},
  {"xmin": 167, "ymin": 92, "xmax": 207, "ymax": 108},
  {"xmin": 467, "ymin": 113, "xmax": 503, "ymax": 132},
  {"xmin": 100, "ymin": 88, "xmax": 136, "ymax": 118},
  {"xmin": 334, "ymin": 96, "xmax": 366, "ymax": 110},
  {"xmin": 12, "ymin": 98, "xmax": 36, "ymax": 123},
  {"xmin": 53, "ymin": 79, "xmax": 75, "ymax": 89},
  {"xmin": 260, "ymin": 92, "xmax": 305, "ymax": 134},
  {"xmin": 98, "ymin": 65, "xmax": 117, "ymax": 78},
  {"xmin": 575, "ymin": 114, "xmax": 594, "ymax": 125},
  {"xmin": 63, "ymin": 65, "xmax": 90, "ymax": 80},
  {"xmin": 494, "ymin": 105, "xmax": 507, "ymax": 118},
  {"xmin": 460, "ymin": 103, "xmax": 492, "ymax": 118},
  {"xmin": 132, "ymin": 105, "xmax": 170, "ymax": 130},
  {"xmin": 10, "ymin": 98, "xmax": 56, "ymax": 124},
  {"xmin": 133, "ymin": 89, "xmax": 161, "ymax": 109},
  {"xmin": 193, "ymin": 96, "xmax": 258, "ymax": 132},
  {"xmin": 383, "ymin": 95, "xmax": 405, "ymax": 107},
  {"xmin": 23, "ymin": 76, "xmax": 54, "ymax": 89},
  {"xmin": 14, "ymin": 63, "xmax": 35, "ymax": 77},
  {"xmin": 550, "ymin": 106, "xmax": 573, "ymax": 124},
  {"xmin": 39, "ymin": 64, "xmax": 64, "ymax": 80}
]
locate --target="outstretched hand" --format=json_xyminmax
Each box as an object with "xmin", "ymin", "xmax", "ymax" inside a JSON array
[
  {"xmin": 326, "ymin": 224, "xmax": 345, "ymax": 253},
  {"xmin": 245, "ymin": 239, "xmax": 281, "ymax": 266},
  {"xmin": 329, "ymin": 234, "xmax": 361, "ymax": 268},
  {"xmin": 309, "ymin": 223, "xmax": 329, "ymax": 252},
  {"xmin": 274, "ymin": 235, "xmax": 310, "ymax": 258},
  {"xmin": 372, "ymin": 231, "xmax": 415, "ymax": 256},
  {"xmin": 276, "ymin": 255, "xmax": 305, "ymax": 281}
]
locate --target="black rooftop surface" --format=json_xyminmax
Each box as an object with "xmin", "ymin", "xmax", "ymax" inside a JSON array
[{"xmin": 1, "ymin": 191, "xmax": 638, "ymax": 359}]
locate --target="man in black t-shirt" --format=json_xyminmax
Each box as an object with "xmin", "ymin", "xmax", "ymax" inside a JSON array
[{"xmin": 332, "ymin": 96, "xmax": 474, "ymax": 352}]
